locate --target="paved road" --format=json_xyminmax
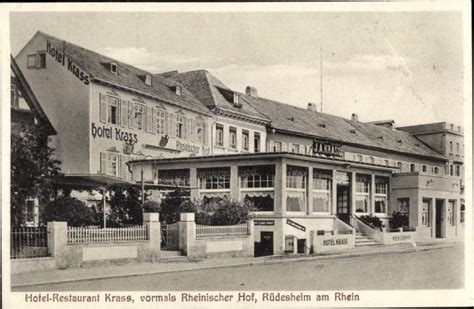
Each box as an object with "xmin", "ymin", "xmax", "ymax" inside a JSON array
[{"xmin": 14, "ymin": 245, "xmax": 464, "ymax": 291}]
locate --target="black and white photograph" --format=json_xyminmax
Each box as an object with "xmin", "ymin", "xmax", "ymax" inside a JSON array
[{"xmin": 1, "ymin": 2, "xmax": 472, "ymax": 308}]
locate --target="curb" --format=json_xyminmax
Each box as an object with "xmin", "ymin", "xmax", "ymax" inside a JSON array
[{"xmin": 11, "ymin": 242, "xmax": 460, "ymax": 289}]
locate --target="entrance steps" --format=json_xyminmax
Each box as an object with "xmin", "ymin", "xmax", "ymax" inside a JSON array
[
  {"xmin": 354, "ymin": 231, "xmax": 379, "ymax": 247},
  {"xmin": 160, "ymin": 250, "xmax": 188, "ymax": 262}
]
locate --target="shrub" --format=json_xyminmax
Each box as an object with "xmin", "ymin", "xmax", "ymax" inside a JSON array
[
  {"xmin": 358, "ymin": 215, "xmax": 384, "ymax": 230},
  {"xmin": 42, "ymin": 196, "xmax": 97, "ymax": 227},
  {"xmin": 207, "ymin": 197, "xmax": 255, "ymax": 226},
  {"xmin": 389, "ymin": 211, "xmax": 409, "ymax": 229},
  {"xmin": 143, "ymin": 200, "xmax": 160, "ymax": 213},
  {"xmin": 159, "ymin": 188, "xmax": 192, "ymax": 223}
]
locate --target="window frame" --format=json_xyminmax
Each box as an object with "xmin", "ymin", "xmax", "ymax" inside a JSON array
[
  {"xmin": 254, "ymin": 133, "xmax": 261, "ymax": 153},
  {"xmin": 176, "ymin": 114, "xmax": 185, "ymax": 139},
  {"xmin": 229, "ymin": 127, "xmax": 237, "ymax": 149},
  {"xmin": 129, "ymin": 102, "xmax": 145, "ymax": 130},
  {"xmin": 107, "ymin": 96, "xmax": 120, "ymax": 125},
  {"xmin": 312, "ymin": 169, "xmax": 332, "ymax": 214},
  {"xmin": 215, "ymin": 124, "xmax": 224, "ymax": 147},
  {"xmin": 242, "ymin": 130, "xmax": 250, "ymax": 152}
]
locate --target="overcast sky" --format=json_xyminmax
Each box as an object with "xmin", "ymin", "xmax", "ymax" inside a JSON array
[{"xmin": 10, "ymin": 10, "xmax": 464, "ymax": 127}]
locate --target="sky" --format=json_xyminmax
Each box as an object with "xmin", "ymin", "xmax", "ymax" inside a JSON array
[{"xmin": 10, "ymin": 10, "xmax": 465, "ymax": 127}]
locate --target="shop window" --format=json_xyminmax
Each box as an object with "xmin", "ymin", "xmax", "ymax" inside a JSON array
[
  {"xmin": 240, "ymin": 165, "xmax": 275, "ymax": 211},
  {"xmin": 273, "ymin": 141, "xmax": 282, "ymax": 152},
  {"xmin": 242, "ymin": 130, "xmax": 249, "ymax": 151},
  {"xmin": 216, "ymin": 124, "xmax": 224, "ymax": 147},
  {"xmin": 155, "ymin": 108, "xmax": 167, "ymax": 135},
  {"xmin": 129, "ymin": 102, "xmax": 145, "ymax": 130},
  {"xmin": 355, "ymin": 174, "xmax": 370, "ymax": 213},
  {"xmin": 158, "ymin": 169, "xmax": 190, "ymax": 187},
  {"xmin": 421, "ymin": 198, "xmax": 431, "ymax": 226},
  {"xmin": 447, "ymin": 200, "xmax": 455, "ymax": 226},
  {"xmin": 198, "ymin": 167, "xmax": 230, "ymax": 190},
  {"xmin": 313, "ymin": 169, "xmax": 332, "ymax": 213},
  {"xmin": 286, "ymin": 166, "xmax": 307, "ymax": 212},
  {"xmin": 254, "ymin": 133, "xmax": 261, "ymax": 153},
  {"xmin": 375, "ymin": 176, "xmax": 389, "ymax": 213},
  {"xmin": 229, "ymin": 127, "xmax": 237, "ymax": 149}
]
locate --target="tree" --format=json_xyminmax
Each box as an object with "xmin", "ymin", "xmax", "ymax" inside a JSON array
[
  {"xmin": 42, "ymin": 196, "xmax": 97, "ymax": 227},
  {"xmin": 108, "ymin": 185, "xmax": 143, "ymax": 226},
  {"xmin": 159, "ymin": 188, "xmax": 192, "ymax": 224},
  {"xmin": 11, "ymin": 123, "xmax": 62, "ymax": 227},
  {"xmin": 209, "ymin": 198, "xmax": 254, "ymax": 225}
]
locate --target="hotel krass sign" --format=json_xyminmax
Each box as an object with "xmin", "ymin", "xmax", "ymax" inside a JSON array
[
  {"xmin": 46, "ymin": 40, "xmax": 90, "ymax": 86},
  {"xmin": 312, "ymin": 139, "xmax": 343, "ymax": 158}
]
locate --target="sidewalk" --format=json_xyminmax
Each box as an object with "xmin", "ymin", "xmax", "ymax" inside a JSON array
[{"xmin": 11, "ymin": 241, "xmax": 460, "ymax": 288}]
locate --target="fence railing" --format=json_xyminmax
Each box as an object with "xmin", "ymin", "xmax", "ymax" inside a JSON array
[
  {"xmin": 67, "ymin": 225, "xmax": 148, "ymax": 244},
  {"xmin": 11, "ymin": 227, "xmax": 49, "ymax": 259},
  {"xmin": 196, "ymin": 223, "xmax": 249, "ymax": 239}
]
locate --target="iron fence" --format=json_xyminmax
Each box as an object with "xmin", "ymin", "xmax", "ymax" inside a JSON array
[{"xmin": 10, "ymin": 227, "xmax": 49, "ymax": 259}]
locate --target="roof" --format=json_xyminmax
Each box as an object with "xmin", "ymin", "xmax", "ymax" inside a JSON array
[
  {"xmin": 11, "ymin": 55, "xmax": 56, "ymax": 135},
  {"xmin": 36, "ymin": 32, "xmax": 211, "ymax": 116},
  {"xmin": 167, "ymin": 70, "xmax": 270, "ymax": 122},
  {"xmin": 241, "ymin": 90, "xmax": 446, "ymax": 160}
]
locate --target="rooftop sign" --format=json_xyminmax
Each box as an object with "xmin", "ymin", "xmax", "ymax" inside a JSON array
[{"xmin": 312, "ymin": 139, "xmax": 343, "ymax": 158}]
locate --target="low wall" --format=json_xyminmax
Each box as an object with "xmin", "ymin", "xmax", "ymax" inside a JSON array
[
  {"xmin": 310, "ymin": 231, "xmax": 355, "ymax": 254},
  {"xmin": 179, "ymin": 213, "xmax": 254, "ymax": 258},
  {"xmin": 11, "ymin": 257, "xmax": 57, "ymax": 274},
  {"xmin": 353, "ymin": 218, "xmax": 384, "ymax": 244},
  {"xmin": 382, "ymin": 230, "xmax": 417, "ymax": 245}
]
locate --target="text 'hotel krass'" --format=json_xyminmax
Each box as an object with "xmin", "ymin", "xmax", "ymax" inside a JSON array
[{"xmin": 14, "ymin": 31, "xmax": 464, "ymax": 256}]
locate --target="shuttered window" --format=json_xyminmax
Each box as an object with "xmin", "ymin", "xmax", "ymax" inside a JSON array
[
  {"xmin": 100, "ymin": 152, "xmax": 131, "ymax": 181},
  {"xmin": 100, "ymin": 93, "xmax": 107, "ymax": 123},
  {"xmin": 121, "ymin": 100, "xmax": 128, "ymax": 127},
  {"xmin": 99, "ymin": 93, "xmax": 120, "ymax": 125},
  {"xmin": 155, "ymin": 108, "xmax": 167, "ymax": 135},
  {"xmin": 129, "ymin": 102, "xmax": 145, "ymax": 130}
]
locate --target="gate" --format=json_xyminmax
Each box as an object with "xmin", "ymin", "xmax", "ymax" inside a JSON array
[{"xmin": 161, "ymin": 222, "xmax": 179, "ymax": 250}]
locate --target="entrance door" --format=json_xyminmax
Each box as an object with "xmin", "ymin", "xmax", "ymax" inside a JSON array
[
  {"xmin": 337, "ymin": 185, "xmax": 350, "ymax": 224},
  {"xmin": 255, "ymin": 231, "xmax": 274, "ymax": 257},
  {"xmin": 435, "ymin": 199, "xmax": 445, "ymax": 238}
]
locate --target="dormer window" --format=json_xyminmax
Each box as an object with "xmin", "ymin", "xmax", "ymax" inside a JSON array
[
  {"xmin": 145, "ymin": 75, "xmax": 152, "ymax": 86},
  {"xmin": 175, "ymin": 85, "xmax": 182, "ymax": 96},
  {"xmin": 233, "ymin": 92, "xmax": 242, "ymax": 107},
  {"xmin": 110, "ymin": 63, "xmax": 118, "ymax": 74},
  {"xmin": 397, "ymin": 139, "xmax": 403, "ymax": 146}
]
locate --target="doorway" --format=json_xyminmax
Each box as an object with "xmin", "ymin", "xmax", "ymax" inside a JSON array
[
  {"xmin": 435, "ymin": 199, "xmax": 445, "ymax": 238},
  {"xmin": 255, "ymin": 231, "xmax": 274, "ymax": 257},
  {"xmin": 337, "ymin": 185, "xmax": 351, "ymax": 224}
]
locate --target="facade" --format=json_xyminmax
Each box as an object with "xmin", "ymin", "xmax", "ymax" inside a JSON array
[{"xmin": 15, "ymin": 31, "xmax": 464, "ymax": 255}]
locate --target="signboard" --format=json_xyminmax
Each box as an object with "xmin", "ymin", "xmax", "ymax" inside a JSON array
[
  {"xmin": 322, "ymin": 238, "xmax": 349, "ymax": 246},
  {"xmin": 312, "ymin": 139, "xmax": 343, "ymax": 158},
  {"xmin": 286, "ymin": 219, "xmax": 306, "ymax": 232},
  {"xmin": 91, "ymin": 123, "xmax": 138, "ymax": 145},
  {"xmin": 254, "ymin": 220, "xmax": 275, "ymax": 226},
  {"xmin": 47, "ymin": 41, "xmax": 90, "ymax": 85}
]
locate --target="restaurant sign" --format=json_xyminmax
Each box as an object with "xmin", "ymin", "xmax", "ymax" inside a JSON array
[
  {"xmin": 254, "ymin": 220, "xmax": 275, "ymax": 226},
  {"xmin": 312, "ymin": 139, "xmax": 343, "ymax": 158},
  {"xmin": 286, "ymin": 219, "xmax": 306, "ymax": 232}
]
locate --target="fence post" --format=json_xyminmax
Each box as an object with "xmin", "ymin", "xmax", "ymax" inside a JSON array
[
  {"xmin": 47, "ymin": 221, "xmax": 67, "ymax": 266},
  {"xmin": 179, "ymin": 213, "xmax": 195, "ymax": 256},
  {"xmin": 143, "ymin": 213, "xmax": 161, "ymax": 262}
]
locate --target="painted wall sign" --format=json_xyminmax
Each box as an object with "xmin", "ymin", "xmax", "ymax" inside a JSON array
[
  {"xmin": 312, "ymin": 139, "xmax": 343, "ymax": 158},
  {"xmin": 46, "ymin": 41, "xmax": 90, "ymax": 85},
  {"xmin": 176, "ymin": 141, "xmax": 211, "ymax": 156},
  {"xmin": 254, "ymin": 220, "xmax": 275, "ymax": 226},
  {"xmin": 286, "ymin": 219, "xmax": 306, "ymax": 232},
  {"xmin": 91, "ymin": 123, "xmax": 138, "ymax": 145},
  {"xmin": 322, "ymin": 238, "xmax": 349, "ymax": 246},
  {"xmin": 392, "ymin": 234, "xmax": 411, "ymax": 242}
]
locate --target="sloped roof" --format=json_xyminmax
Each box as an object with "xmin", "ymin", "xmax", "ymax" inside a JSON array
[
  {"xmin": 241, "ymin": 92, "xmax": 445, "ymax": 160},
  {"xmin": 168, "ymin": 70, "xmax": 270, "ymax": 121},
  {"xmin": 37, "ymin": 32, "xmax": 211, "ymax": 116}
]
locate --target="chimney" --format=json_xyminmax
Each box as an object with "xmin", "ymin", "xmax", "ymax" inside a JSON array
[
  {"xmin": 245, "ymin": 86, "xmax": 258, "ymax": 97},
  {"xmin": 307, "ymin": 102, "xmax": 318, "ymax": 112},
  {"xmin": 351, "ymin": 113, "xmax": 359, "ymax": 122}
]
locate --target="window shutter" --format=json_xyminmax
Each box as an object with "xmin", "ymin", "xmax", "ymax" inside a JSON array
[
  {"xmin": 164, "ymin": 111, "xmax": 169, "ymax": 135},
  {"xmin": 121, "ymin": 100, "xmax": 128, "ymax": 127},
  {"xmin": 100, "ymin": 152, "xmax": 107, "ymax": 175},
  {"xmin": 189, "ymin": 118, "xmax": 194, "ymax": 141},
  {"xmin": 121, "ymin": 154, "xmax": 128, "ymax": 180},
  {"xmin": 128, "ymin": 101, "xmax": 133, "ymax": 129},
  {"xmin": 203, "ymin": 123, "xmax": 208, "ymax": 145},
  {"xmin": 184, "ymin": 117, "xmax": 190, "ymax": 140},
  {"xmin": 100, "ymin": 93, "xmax": 107, "ymax": 123},
  {"xmin": 35, "ymin": 54, "xmax": 41, "ymax": 68},
  {"xmin": 168, "ymin": 113, "xmax": 175, "ymax": 137},
  {"xmin": 117, "ymin": 155, "xmax": 122, "ymax": 179},
  {"xmin": 146, "ymin": 106, "xmax": 153, "ymax": 133}
]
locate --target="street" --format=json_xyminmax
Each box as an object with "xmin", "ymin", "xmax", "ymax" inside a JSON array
[{"xmin": 14, "ymin": 245, "xmax": 464, "ymax": 291}]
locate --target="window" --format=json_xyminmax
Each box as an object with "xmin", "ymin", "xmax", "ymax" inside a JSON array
[
  {"xmin": 145, "ymin": 75, "xmax": 152, "ymax": 86},
  {"xmin": 158, "ymin": 169, "xmax": 190, "ymax": 187},
  {"xmin": 273, "ymin": 141, "xmax": 282, "ymax": 152},
  {"xmin": 108, "ymin": 153, "xmax": 119, "ymax": 178},
  {"xmin": 355, "ymin": 174, "xmax": 370, "ymax": 213},
  {"xmin": 313, "ymin": 169, "xmax": 332, "ymax": 213},
  {"xmin": 447, "ymin": 200, "xmax": 455, "ymax": 226},
  {"xmin": 398, "ymin": 198, "xmax": 409, "ymax": 216},
  {"xmin": 216, "ymin": 124, "xmax": 224, "ymax": 147},
  {"xmin": 111, "ymin": 63, "xmax": 118, "ymax": 74},
  {"xmin": 460, "ymin": 203, "xmax": 465, "ymax": 223},
  {"xmin": 195, "ymin": 118, "xmax": 205, "ymax": 144},
  {"xmin": 129, "ymin": 102, "xmax": 145, "ymax": 130},
  {"xmin": 375, "ymin": 177, "xmax": 388, "ymax": 213},
  {"xmin": 233, "ymin": 93, "xmax": 241, "ymax": 107},
  {"xmin": 455, "ymin": 165, "xmax": 460, "ymax": 177},
  {"xmin": 449, "ymin": 141, "xmax": 453, "ymax": 153},
  {"xmin": 397, "ymin": 162, "xmax": 402, "ymax": 169},
  {"xmin": 27, "ymin": 55, "xmax": 37, "ymax": 68},
  {"xmin": 410, "ymin": 164, "xmax": 416, "ymax": 172},
  {"xmin": 450, "ymin": 164, "xmax": 454, "ymax": 176},
  {"xmin": 107, "ymin": 97, "xmax": 119, "ymax": 125},
  {"xmin": 240, "ymin": 165, "xmax": 275, "ymax": 211},
  {"xmin": 456, "ymin": 143, "xmax": 460, "ymax": 154},
  {"xmin": 433, "ymin": 166, "xmax": 439, "ymax": 174},
  {"xmin": 175, "ymin": 85, "xmax": 182, "ymax": 96},
  {"xmin": 155, "ymin": 108, "xmax": 167, "ymax": 134},
  {"xmin": 198, "ymin": 168, "xmax": 230, "ymax": 190},
  {"xmin": 291, "ymin": 143, "xmax": 300, "ymax": 154},
  {"xmin": 229, "ymin": 127, "xmax": 237, "ymax": 149},
  {"xmin": 286, "ymin": 166, "xmax": 306, "ymax": 212},
  {"xmin": 254, "ymin": 133, "xmax": 261, "ymax": 153},
  {"xmin": 176, "ymin": 115, "xmax": 185, "ymax": 139},
  {"xmin": 422, "ymin": 198, "xmax": 431, "ymax": 226},
  {"xmin": 242, "ymin": 130, "xmax": 249, "ymax": 151},
  {"xmin": 422, "ymin": 165, "xmax": 427, "ymax": 172}
]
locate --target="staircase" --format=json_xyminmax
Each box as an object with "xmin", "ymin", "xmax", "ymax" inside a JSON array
[{"xmin": 354, "ymin": 230, "xmax": 379, "ymax": 247}]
